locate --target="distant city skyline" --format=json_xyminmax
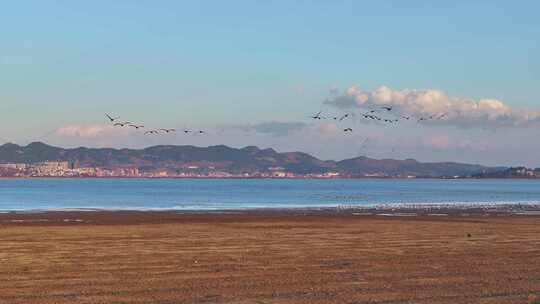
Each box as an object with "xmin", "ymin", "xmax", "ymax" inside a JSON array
[{"xmin": 1, "ymin": 1, "xmax": 539, "ymax": 167}]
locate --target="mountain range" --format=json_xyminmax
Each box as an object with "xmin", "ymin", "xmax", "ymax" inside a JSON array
[{"xmin": 0, "ymin": 142, "xmax": 502, "ymax": 178}]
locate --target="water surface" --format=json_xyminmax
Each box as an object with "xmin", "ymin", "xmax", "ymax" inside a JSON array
[{"xmin": 1, "ymin": 178, "xmax": 539, "ymax": 211}]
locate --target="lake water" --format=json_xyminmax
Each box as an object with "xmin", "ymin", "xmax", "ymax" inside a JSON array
[{"xmin": 1, "ymin": 178, "xmax": 539, "ymax": 211}]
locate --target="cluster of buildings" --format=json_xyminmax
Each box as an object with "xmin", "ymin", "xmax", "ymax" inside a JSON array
[
  {"xmin": 0, "ymin": 161, "xmax": 343, "ymax": 178},
  {"xmin": 509, "ymin": 167, "xmax": 540, "ymax": 178},
  {"xmin": 0, "ymin": 161, "xmax": 141, "ymax": 178}
]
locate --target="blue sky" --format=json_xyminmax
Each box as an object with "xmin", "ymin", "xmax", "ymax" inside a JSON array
[{"xmin": 1, "ymin": 1, "xmax": 539, "ymax": 166}]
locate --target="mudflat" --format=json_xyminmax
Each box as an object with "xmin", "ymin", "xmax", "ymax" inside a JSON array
[{"xmin": 0, "ymin": 210, "xmax": 539, "ymax": 304}]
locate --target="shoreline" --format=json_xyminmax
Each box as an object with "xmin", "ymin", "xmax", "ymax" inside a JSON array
[
  {"xmin": 1, "ymin": 204, "xmax": 540, "ymax": 226},
  {"xmin": 1, "ymin": 202, "xmax": 540, "ymax": 213},
  {"xmin": 2, "ymin": 176, "xmax": 540, "ymax": 180}
]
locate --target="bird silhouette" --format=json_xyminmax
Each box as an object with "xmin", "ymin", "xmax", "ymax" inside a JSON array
[
  {"xmin": 159, "ymin": 128, "xmax": 176, "ymax": 133},
  {"xmin": 144, "ymin": 130, "xmax": 159, "ymax": 135},
  {"xmin": 364, "ymin": 114, "xmax": 382, "ymax": 121},
  {"xmin": 343, "ymin": 128, "xmax": 353, "ymax": 132},
  {"xmin": 438, "ymin": 113, "xmax": 448, "ymax": 120},
  {"xmin": 129, "ymin": 124, "xmax": 145, "ymax": 129},
  {"xmin": 310, "ymin": 111, "xmax": 325, "ymax": 120},
  {"xmin": 105, "ymin": 114, "xmax": 119, "ymax": 122},
  {"xmin": 339, "ymin": 113, "xmax": 351, "ymax": 121},
  {"xmin": 381, "ymin": 106, "xmax": 393, "ymax": 111},
  {"xmin": 113, "ymin": 121, "xmax": 132, "ymax": 127}
]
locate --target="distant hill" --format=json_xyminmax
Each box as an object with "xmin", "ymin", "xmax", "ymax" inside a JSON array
[
  {"xmin": 336, "ymin": 157, "xmax": 499, "ymax": 178},
  {"xmin": 0, "ymin": 142, "xmax": 502, "ymax": 177}
]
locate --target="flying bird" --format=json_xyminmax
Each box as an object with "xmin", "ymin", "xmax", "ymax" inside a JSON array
[
  {"xmin": 310, "ymin": 111, "xmax": 325, "ymax": 120},
  {"xmin": 381, "ymin": 106, "xmax": 393, "ymax": 111},
  {"xmin": 343, "ymin": 128, "xmax": 353, "ymax": 132},
  {"xmin": 113, "ymin": 121, "xmax": 132, "ymax": 127},
  {"xmin": 183, "ymin": 129, "xmax": 193, "ymax": 134},
  {"xmin": 129, "ymin": 124, "xmax": 145, "ymax": 129},
  {"xmin": 159, "ymin": 128, "xmax": 176, "ymax": 133},
  {"xmin": 105, "ymin": 114, "xmax": 119, "ymax": 122},
  {"xmin": 365, "ymin": 114, "xmax": 382, "ymax": 121},
  {"xmin": 144, "ymin": 130, "xmax": 159, "ymax": 135},
  {"xmin": 339, "ymin": 113, "xmax": 351, "ymax": 121},
  {"xmin": 361, "ymin": 111, "xmax": 383, "ymax": 121}
]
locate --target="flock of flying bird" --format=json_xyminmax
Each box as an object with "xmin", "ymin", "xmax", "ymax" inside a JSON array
[
  {"xmin": 105, "ymin": 114, "xmax": 206, "ymax": 135},
  {"xmin": 310, "ymin": 105, "xmax": 449, "ymax": 133},
  {"xmin": 105, "ymin": 105, "xmax": 448, "ymax": 138}
]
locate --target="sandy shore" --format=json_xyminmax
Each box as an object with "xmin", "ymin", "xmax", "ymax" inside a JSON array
[{"xmin": 1, "ymin": 208, "xmax": 539, "ymax": 304}]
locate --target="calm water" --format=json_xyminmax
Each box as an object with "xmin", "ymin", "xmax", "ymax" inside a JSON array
[{"xmin": 1, "ymin": 178, "xmax": 540, "ymax": 211}]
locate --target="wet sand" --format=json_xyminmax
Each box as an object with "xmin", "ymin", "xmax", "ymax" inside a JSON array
[{"xmin": 1, "ymin": 209, "xmax": 539, "ymax": 304}]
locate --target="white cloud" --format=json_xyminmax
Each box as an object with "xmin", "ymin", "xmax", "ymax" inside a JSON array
[{"xmin": 325, "ymin": 85, "xmax": 540, "ymax": 128}]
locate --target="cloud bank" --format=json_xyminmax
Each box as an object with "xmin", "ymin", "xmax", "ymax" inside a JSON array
[{"xmin": 325, "ymin": 85, "xmax": 540, "ymax": 128}]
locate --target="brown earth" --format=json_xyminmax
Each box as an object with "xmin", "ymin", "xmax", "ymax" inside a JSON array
[{"xmin": 0, "ymin": 210, "xmax": 539, "ymax": 304}]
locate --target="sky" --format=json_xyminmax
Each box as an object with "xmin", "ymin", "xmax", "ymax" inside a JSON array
[{"xmin": 1, "ymin": 1, "xmax": 539, "ymax": 166}]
